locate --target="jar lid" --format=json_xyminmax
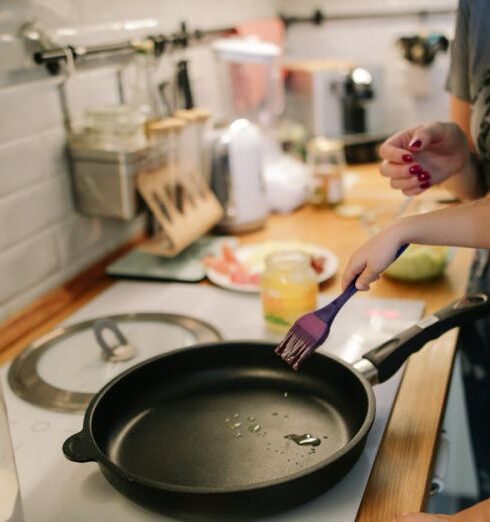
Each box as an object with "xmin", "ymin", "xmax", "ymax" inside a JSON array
[
  {"xmin": 174, "ymin": 109, "xmax": 199, "ymax": 122},
  {"xmin": 265, "ymin": 250, "xmax": 312, "ymax": 270},
  {"xmin": 84, "ymin": 105, "xmax": 145, "ymax": 129},
  {"xmin": 147, "ymin": 117, "xmax": 186, "ymax": 135},
  {"xmin": 307, "ymin": 136, "xmax": 344, "ymax": 153}
]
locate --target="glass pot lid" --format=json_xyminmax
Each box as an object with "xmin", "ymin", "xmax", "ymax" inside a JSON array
[{"xmin": 8, "ymin": 313, "xmax": 221, "ymax": 413}]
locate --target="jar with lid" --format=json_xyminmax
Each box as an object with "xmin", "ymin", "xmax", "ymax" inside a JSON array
[
  {"xmin": 306, "ymin": 137, "xmax": 345, "ymax": 207},
  {"xmin": 82, "ymin": 105, "xmax": 146, "ymax": 151},
  {"xmin": 261, "ymin": 251, "xmax": 318, "ymax": 333}
]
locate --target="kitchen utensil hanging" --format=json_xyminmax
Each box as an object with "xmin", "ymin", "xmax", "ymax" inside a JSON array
[
  {"xmin": 8, "ymin": 312, "xmax": 221, "ymax": 413},
  {"xmin": 137, "ymin": 111, "xmax": 223, "ymax": 257}
]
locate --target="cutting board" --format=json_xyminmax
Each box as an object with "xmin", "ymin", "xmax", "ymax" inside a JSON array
[{"xmin": 106, "ymin": 236, "xmax": 236, "ymax": 283}]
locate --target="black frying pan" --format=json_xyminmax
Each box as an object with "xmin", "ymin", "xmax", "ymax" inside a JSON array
[{"xmin": 63, "ymin": 294, "xmax": 490, "ymax": 520}]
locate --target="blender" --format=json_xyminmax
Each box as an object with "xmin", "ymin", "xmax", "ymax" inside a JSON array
[{"xmin": 210, "ymin": 37, "xmax": 282, "ymax": 233}]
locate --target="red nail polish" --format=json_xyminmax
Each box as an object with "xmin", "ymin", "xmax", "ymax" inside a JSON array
[
  {"xmin": 402, "ymin": 154, "xmax": 413, "ymax": 163},
  {"xmin": 409, "ymin": 165, "xmax": 422, "ymax": 175},
  {"xmin": 417, "ymin": 172, "xmax": 431, "ymax": 182},
  {"xmin": 420, "ymin": 181, "xmax": 431, "ymax": 189},
  {"xmin": 410, "ymin": 139, "xmax": 422, "ymax": 148}
]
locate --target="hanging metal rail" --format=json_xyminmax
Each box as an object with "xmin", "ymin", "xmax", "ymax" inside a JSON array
[
  {"xmin": 280, "ymin": 7, "xmax": 455, "ymax": 27},
  {"xmin": 32, "ymin": 22, "xmax": 235, "ymax": 75},
  {"xmin": 31, "ymin": 7, "xmax": 456, "ymax": 75}
]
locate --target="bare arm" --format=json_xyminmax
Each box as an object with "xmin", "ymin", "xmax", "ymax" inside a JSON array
[
  {"xmin": 342, "ymin": 198, "xmax": 490, "ymax": 290},
  {"xmin": 400, "ymin": 197, "xmax": 490, "ymax": 249},
  {"xmin": 443, "ymin": 95, "xmax": 487, "ymax": 199}
]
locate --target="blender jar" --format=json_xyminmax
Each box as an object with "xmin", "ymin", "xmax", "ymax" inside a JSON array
[{"xmin": 211, "ymin": 37, "xmax": 283, "ymax": 127}]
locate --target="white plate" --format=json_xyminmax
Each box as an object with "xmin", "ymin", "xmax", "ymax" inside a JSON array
[{"xmin": 205, "ymin": 241, "xmax": 339, "ymax": 293}]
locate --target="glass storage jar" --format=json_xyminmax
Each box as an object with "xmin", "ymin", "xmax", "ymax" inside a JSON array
[
  {"xmin": 261, "ymin": 251, "xmax": 318, "ymax": 333},
  {"xmin": 82, "ymin": 105, "xmax": 146, "ymax": 151},
  {"xmin": 306, "ymin": 137, "xmax": 345, "ymax": 207}
]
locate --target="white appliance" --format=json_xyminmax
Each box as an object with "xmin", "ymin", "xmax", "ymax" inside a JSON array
[
  {"xmin": 283, "ymin": 60, "xmax": 385, "ymax": 138},
  {"xmin": 210, "ymin": 118, "xmax": 268, "ymax": 233}
]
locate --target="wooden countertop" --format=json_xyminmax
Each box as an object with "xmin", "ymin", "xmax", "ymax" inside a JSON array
[{"xmin": 0, "ymin": 164, "xmax": 474, "ymax": 521}]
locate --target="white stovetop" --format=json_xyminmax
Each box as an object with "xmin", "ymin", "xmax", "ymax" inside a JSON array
[{"xmin": 1, "ymin": 282, "xmax": 424, "ymax": 522}]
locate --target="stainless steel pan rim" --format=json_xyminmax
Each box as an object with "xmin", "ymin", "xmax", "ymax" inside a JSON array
[{"xmin": 8, "ymin": 312, "xmax": 222, "ymax": 413}]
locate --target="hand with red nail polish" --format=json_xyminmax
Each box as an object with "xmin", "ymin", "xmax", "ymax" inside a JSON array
[
  {"xmin": 378, "ymin": 122, "xmax": 472, "ymax": 197},
  {"xmin": 417, "ymin": 171, "xmax": 431, "ymax": 182}
]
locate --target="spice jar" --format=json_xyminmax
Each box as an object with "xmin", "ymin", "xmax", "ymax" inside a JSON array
[
  {"xmin": 261, "ymin": 251, "xmax": 318, "ymax": 333},
  {"xmin": 306, "ymin": 137, "xmax": 345, "ymax": 207}
]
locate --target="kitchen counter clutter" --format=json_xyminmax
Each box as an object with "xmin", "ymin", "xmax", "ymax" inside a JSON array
[{"xmin": 0, "ymin": 164, "xmax": 475, "ymax": 521}]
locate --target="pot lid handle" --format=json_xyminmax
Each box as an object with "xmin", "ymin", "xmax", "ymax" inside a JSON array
[{"xmin": 93, "ymin": 318, "xmax": 136, "ymax": 362}]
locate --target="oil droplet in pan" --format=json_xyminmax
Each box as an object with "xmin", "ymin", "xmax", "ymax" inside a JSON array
[{"xmin": 284, "ymin": 434, "xmax": 321, "ymax": 447}]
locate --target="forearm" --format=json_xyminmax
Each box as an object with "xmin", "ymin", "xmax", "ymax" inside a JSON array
[
  {"xmin": 452, "ymin": 497, "xmax": 490, "ymax": 521},
  {"xmin": 395, "ymin": 198, "xmax": 490, "ymax": 249},
  {"xmin": 443, "ymin": 154, "xmax": 487, "ymax": 200}
]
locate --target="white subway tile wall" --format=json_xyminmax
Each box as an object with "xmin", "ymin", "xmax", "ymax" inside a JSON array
[{"xmin": 0, "ymin": 0, "xmax": 277, "ymax": 321}]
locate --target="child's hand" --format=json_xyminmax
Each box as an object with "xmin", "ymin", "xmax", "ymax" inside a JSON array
[
  {"xmin": 342, "ymin": 225, "xmax": 405, "ymax": 291},
  {"xmin": 379, "ymin": 122, "xmax": 471, "ymax": 196}
]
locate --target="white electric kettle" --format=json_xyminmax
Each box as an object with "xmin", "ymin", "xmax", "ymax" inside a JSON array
[{"xmin": 210, "ymin": 118, "xmax": 268, "ymax": 233}]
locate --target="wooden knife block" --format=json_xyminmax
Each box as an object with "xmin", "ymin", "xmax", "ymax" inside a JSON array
[{"xmin": 136, "ymin": 164, "xmax": 223, "ymax": 257}]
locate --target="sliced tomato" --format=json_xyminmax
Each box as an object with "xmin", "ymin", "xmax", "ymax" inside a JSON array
[
  {"xmin": 221, "ymin": 242, "xmax": 240, "ymax": 265},
  {"xmin": 310, "ymin": 255, "xmax": 326, "ymax": 274},
  {"xmin": 201, "ymin": 256, "xmax": 231, "ymax": 275}
]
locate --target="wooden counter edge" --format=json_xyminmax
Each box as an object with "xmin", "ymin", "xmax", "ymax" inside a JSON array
[{"xmin": 357, "ymin": 328, "xmax": 458, "ymax": 521}]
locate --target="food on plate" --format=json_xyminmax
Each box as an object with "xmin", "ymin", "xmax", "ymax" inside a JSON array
[
  {"xmin": 384, "ymin": 245, "xmax": 450, "ymax": 282},
  {"xmin": 201, "ymin": 243, "xmax": 261, "ymax": 286},
  {"xmin": 202, "ymin": 241, "xmax": 327, "ymax": 287}
]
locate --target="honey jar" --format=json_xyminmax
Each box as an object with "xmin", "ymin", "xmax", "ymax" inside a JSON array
[{"xmin": 261, "ymin": 251, "xmax": 318, "ymax": 333}]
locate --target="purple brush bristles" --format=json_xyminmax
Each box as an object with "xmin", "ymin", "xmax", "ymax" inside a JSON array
[{"xmin": 275, "ymin": 314, "xmax": 330, "ymax": 370}]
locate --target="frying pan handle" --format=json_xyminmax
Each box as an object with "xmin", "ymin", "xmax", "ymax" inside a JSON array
[
  {"xmin": 63, "ymin": 431, "xmax": 96, "ymax": 463},
  {"xmin": 360, "ymin": 293, "xmax": 490, "ymax": 383}
]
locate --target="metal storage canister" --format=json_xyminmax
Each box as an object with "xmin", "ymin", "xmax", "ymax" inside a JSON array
[{"xmin": 68, "ymin": 142, "xmax": 152, "ymax": 220}]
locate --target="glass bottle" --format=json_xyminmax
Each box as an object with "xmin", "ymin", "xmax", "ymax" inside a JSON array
[
  {"xmin": 306, "ymin": 137, "xmax": 345, "ymax": 207},
  {"xmin": 129, "ymin": 41, "xmax": 166, "ymax": 125},
  {"xmin": 261, "ymin": 251, "xmax": 318, "ymax": 333}
]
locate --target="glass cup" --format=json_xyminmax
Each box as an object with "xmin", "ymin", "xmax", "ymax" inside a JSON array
[{"xmin": 306, "ymin": 137, "xmax": 345, "ymax": 207}]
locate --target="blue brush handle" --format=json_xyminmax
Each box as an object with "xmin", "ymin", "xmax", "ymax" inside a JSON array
[{"xmin": 315, "ymin": 244, "xmax": 409, "ymax": 322}]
